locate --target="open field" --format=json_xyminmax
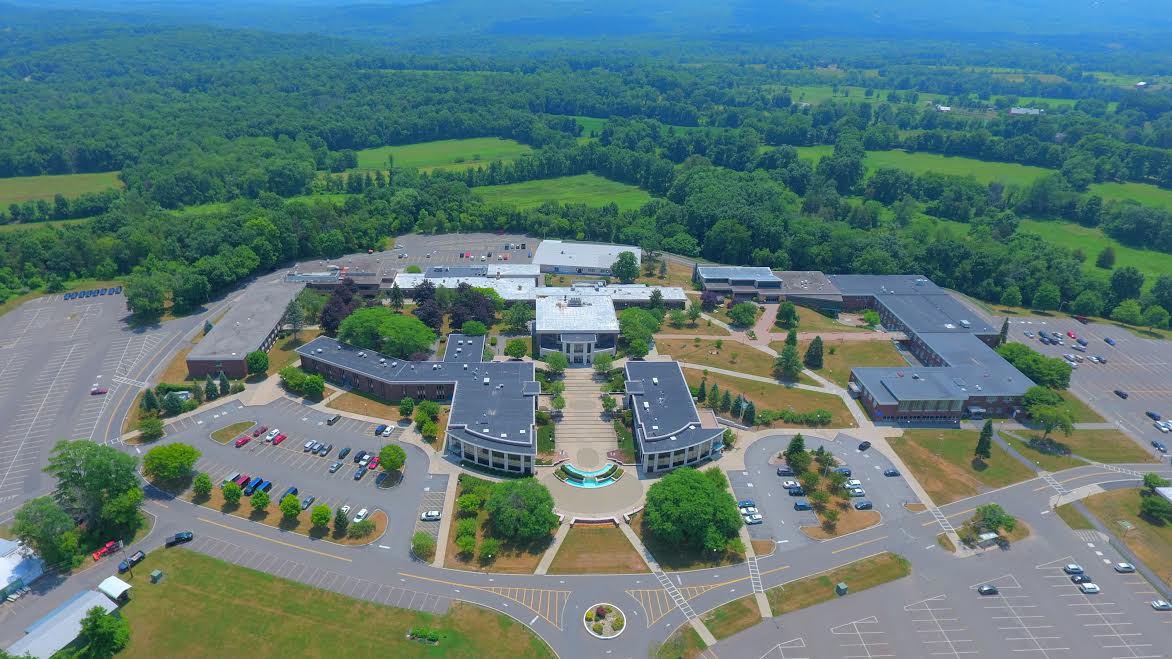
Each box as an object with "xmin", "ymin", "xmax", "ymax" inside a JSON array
[
  {"xmin": 354, "ymin": 138, "xmax": 532, "ymax": 173},
  {"xmin": 629, "ymin": 509, "xmax": 744, "ymax": 571},
  {"xmin": 765, "ymin": 552, "xmax": 911, "ymax": 614},
  {"xmin": 0, "ymin": 217, "xmax": 93, "ymax": 232},
  {"xmin": 794, "ymin": 146, "xmax": 1052, "ymax": 187},
  {"xmin": 568, "ymin": 115, "xmax": 607, "ymax": 141},
  {"xmin": 1090, "ymin": 180, "xmax": 1172, "ymax": 209},
  {"xmin": 546, "ymin": 524, "xmax": 649, "ymax": 574},
  {"xmin": 1083, "ymin": 488, "xmax": 1172, "ymax": 587},
  {"xmin": 701, "ymin": 595, "xmax": 760, "ymax": 640},
  {"xmin": 682, "ymin": 368, "xmax": 855, "ymax": 428},
  {"xmin": 0, "ymin": 171, "xmax": 121, "ymax": 205},
  {"xmin": 658, "ymin": 338, "xmax": 776, "ymax": 378},
  {"xmin": 1018, "ymin": 219, "xmax": 1172, "ymax": 291},
  {"xmin": 1003, "ymin": 428, "xmax": 1157, "ymax": 471},
  {"xmin": 770, "ymin": 338, "xmax": 906, "ymax": 388},
  {"xmin": 889, "ymin": 429, "xmax": 1036, "ymax": 505},
  {"xmin": 475, "ymin": 173, "xmax": 653, "ymax": 210},
  {"xmin": 118, "ymin": 549, "xmax": 554, "ymax": 658}
]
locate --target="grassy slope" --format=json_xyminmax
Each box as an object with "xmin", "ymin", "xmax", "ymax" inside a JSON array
[
  {"xmin": 475, "ymin": 173, "xmax": 652, "ymax": 211},
  {"xmin": 681, "ymin": 368, "xmax": 855, "ymax": 428},
  {"xmin": 0, "ymin": 171, "xmax": 122, "ymax": 205},
  {"xmin": 119, "ymin": 549, "xmax": 554, "ymax": 658},
  {"xmin": 1018, "ymin": 219, "xmax": 1172, "ymax": 291},
  {"xmin": 1083, "ymin": 488, "xmax": 1172, "ymax": 587},
  {"xmin": 545, "ymin": 524, "xmax": 649, "ymax": 574},
  {"xmin": 888, "ymin": 429, "xmax": 1036, "ymax": 505},
  {"xmin": 354, "ymin": 137, "xmax": 532, "ymax": 173}
]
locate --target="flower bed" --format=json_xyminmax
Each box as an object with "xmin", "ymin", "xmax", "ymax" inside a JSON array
[{"xmin": 583, "ymin": 603, "xmax": 625, "ymax": 639}]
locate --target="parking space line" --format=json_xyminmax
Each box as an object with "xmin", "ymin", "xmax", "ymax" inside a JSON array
[{"xmin": 196, "ymin": 517, "xmax": 351, "ymax": 562}]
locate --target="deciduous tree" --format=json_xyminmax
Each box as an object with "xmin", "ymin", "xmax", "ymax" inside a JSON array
[
  {"xmin": 251, "ymin": 489, "xmax": 270, "ymax": 513},
  {"xmin": 245, "ymin": 350, "xmax": 269, "ymax": 375},
  {"xmin": 311, "ymin": 504, "xmax": 332, "ymax": 528},
  {"xmin": 545, "ymin": 351, "xmax": 568, "ymax": 376},
  {"xmin": 222, "ymin": 481, "xmax": 242, "ymax": 505},
  {"xmin": 505, "ymin": 338, "xmax": 528, "ymax": 359},
  {"xmin": 379, "ymin": 444, "xmax": 406, "ymax": 472},
  {"xmin": 644, "ymin": 467, "xmax": 742, "ymax": 553},
  {"xmin": 485, "ymin": 478, "xmax": 559, "ymax": 543},
  {"xmin": 192, "ymin": 472, "xmax": 213, "ymax": 498},
  {"xmin": 280, "ymin": 494, "xmax": 301, "ymax": 518},
  {"xmin": 78, "ymin": 605, "xmax": 130, "ymax": 658},
  {"xmin": 143, "ymin": 443, "xmax": 201, "ymax": 482},
  {"xmin": 610, "ymin": 251, "xmax": 639, "ymax": 284}
]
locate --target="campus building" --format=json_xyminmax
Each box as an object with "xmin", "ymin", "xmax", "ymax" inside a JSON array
[
  {"xmin": 534, "ymin": 294, "xmax": 620, "ymax": 365},
  {"xmin": 532, "ymin": 239, "xmax": 640, "ymax": 276},
  {"xmin": 186, "ymin": 275, "xmax": 303, "ymax": 379},
  {"xmin": 692, "ymin": 265, "xmax": 783, "ymax": 302},
  {"xmin": 6, "ymin": 589, "xmax": 118, "ymax": 658},
  {"xmin": 624, "ymin": 361, "xmax": 724, "ymax": 474},
  {"xmin": 296, "ymin": 335, "xmax": 540, "ymax": 474}
]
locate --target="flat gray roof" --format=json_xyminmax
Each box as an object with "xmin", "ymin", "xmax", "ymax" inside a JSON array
[
  {"xmin": 296, "ymin": 336, "xmax": 537, "ymax": 455},
  {"xmin": 393, "ymin": 273, "xmax": 536, "ymax": 302},
  {"xmin": 8, "ymin": 589, "xmax": 116, "ymax": 659},
  {"xmin": 535, "ymin": 295, "xmax": 619, "ymax": 334},
  {"xmin": 775, "ymin": 270, "xmax": 841, "ymax": 298},
  {"xmin": 878, "ymin": 294, "xmax": 993, "ymax": 335},
  {"xmin": 188, "ymin": 275, "xmax": 303, "ymax": 362},
  {"xmin": 534, "ymin": 283, "xmax": 688, "ymax": 303},
  {"xmin": 625, "ymin": 361, "xmax": 723, "ymax": 451},
  {"xmin": 442, "ymin": 334, "xmax": 486, "ymax": 362},
  {"xmin": 826, "ymin": 274, "xmax": 945, "ymax": 296},
  {"xmin": 425, "ymin": 264, "xmax": 539, "ymax": 278},
  {"xmin": 532, "ymin": 240, "xmax": 640, "ymax": 270},
  {"xmin": 694, "ymin": 266, "xmax": 780, "ymax": 284}
]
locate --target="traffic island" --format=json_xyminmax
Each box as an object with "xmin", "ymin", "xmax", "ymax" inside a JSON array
[{"xmin": 583, "ymin": 603, "xmax": 625, "ymax": 639}]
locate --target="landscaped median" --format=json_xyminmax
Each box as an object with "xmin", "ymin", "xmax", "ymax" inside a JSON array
[
  {"xmin": 682, "ymin": 368, "xmax": 856, "ymax": 429},
  {"xmin": 210, "ymin": 420, "xmax": 256, "ymax": 444}
]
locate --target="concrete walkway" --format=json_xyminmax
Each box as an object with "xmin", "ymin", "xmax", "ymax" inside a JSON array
[
  {"xmin": 534, "ymin": 523, "xmax": 572, "ymax": 575},
  {"xmin": 555, "ymin": 369, "xmax": 618, "ymax": 469},
  {"xmin": 675, "ymin": 362, "xmax": 828, "ymax": 394}
]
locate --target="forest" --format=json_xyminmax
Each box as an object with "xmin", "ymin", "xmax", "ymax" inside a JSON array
[{"xmin": 0, "ymin": 3, "xmax": 1171, "ymax": 328}]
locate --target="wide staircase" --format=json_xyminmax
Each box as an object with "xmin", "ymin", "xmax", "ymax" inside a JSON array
[{"xmin": 556, "ymin": 368, "xmax": 619, "ymax": 469}]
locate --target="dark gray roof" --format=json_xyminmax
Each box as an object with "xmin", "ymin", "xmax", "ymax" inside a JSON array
[
  {"xmin": 826, "ymin": 274, "xmax": 944, "ymax": 296},
  {"xmin": 625, "ymin": 361, "xmax": 723, "ymax": 451},
  {"xmin": 775, "ymin": 270, "xmax": 842, "ymax": 298},
  {"xmin": 296, "ymin": 336, "xmax": 537, "ymax": 455},
  {"xmin": 877, "ymin": 294, "xmax": 993, "ymax": 335},
  {"xmin": 442, "ymin": 334, "xmax": 486, "ymax": 362},
  {"xmin": 188, "ymin": 275, "xmax": 302, "ymax": 362}
]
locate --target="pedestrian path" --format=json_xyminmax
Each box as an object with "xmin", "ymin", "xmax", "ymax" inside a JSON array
[
  {"xmin": 555, "ymin": 369, "xmax": 617, "ymax": 469},
  {"xmin": 618, "ymin": 522, "xmax": 718, "ymax": 646},
  {"xmin": 534, "ymin": 523, "xmax": 571, "ymax": 575}
]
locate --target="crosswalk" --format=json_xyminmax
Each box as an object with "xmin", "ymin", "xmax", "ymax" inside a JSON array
[
  {"xmin": 1039, "ymin": 472, "xmax": 1070, "ymax": 495},
  {"xmin": 655, "ymin": 569, "xmax": 697, "ymax": 620},
  {"xmin": 748, "ymin": 555, "xmax": 764, "ymax": 593},
  {"xmin": 931, "ymin": 507, "xmax": 956, "ymax": 533}
]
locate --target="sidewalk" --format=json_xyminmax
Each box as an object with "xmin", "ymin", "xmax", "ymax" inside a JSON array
[{"xmin": 618, "ymin": 522, "xmax": 718, "ymax": 646}]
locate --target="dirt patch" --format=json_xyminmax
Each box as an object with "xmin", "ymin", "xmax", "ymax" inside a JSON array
[
  {"xmin": 904, "ymin": 502, "xmax": 927, "ymax": 512},
  {"xmin": 800, "ymin": 505, "xmax": 880, "ymax": 540},
  {"xmin": 751, "ymin": 539, "xmax": 776, "ymax": 557}
]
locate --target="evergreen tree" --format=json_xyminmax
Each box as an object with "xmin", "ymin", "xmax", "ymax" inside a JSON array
[
  {"xmin": 217, "ymin": 372, "xmax": 230, "ymax": 397},
  {"xmin": 975, "ymin": 419, "xmax": 993, "ymax": 460},
  {"xmin": 999, "ymin": 318, "xmax": 1009, "ymax": 345},
  {"xmin": 389, "ymin": 283, "xmax": 405, "ymax": 311},
  {"xmin": 774, "ymin": 344, "xmax": 802, "ymax": 381},
  {"xmin": 731, "ymin": 394, "xmax": 744, "ymax": 418},
  {"xmin": 719, "ymin": 389, "xmax": 732, "ymax": 412},
  {"xmin": 785, "ymin": 328, "xmax": 798, "ymax": 347},
  {"xmin": 707, "ymin": 383, "xmax": 720, "ymax": 408},
  {"xmin": 284, "ymin": 298, "xmax": 305, "ymax": 338},
  {"xmin": 140, "ymin": 388, "xmax": 159, "ymax": 412},
  {"xmin": 204, "ymin": 375, "xmax": 218, "ymax": 401},
  {"xmin": 742, "ymin": 401, "xmax": 756, "ymax": 425},
  {"xmin": 203, "ymin": 320, "xmax": 213, "ymax": 335},
  {"xmin": 804, "ymin": 336, "xmax": 824, "ymax": 369},
  {"xmin": 697, "ymin": 379, "xmax": 707, "ymax": 401}
]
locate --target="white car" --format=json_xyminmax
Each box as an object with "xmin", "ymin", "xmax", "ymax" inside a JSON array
[
  {"xmin": 265, "ymin": 428, "xmax": 280, "ymax": 441},
  {"xmin": 782, "ymin": 480, "xmax": 799, "ymax": 489},
  {"xmin": 341, "ymin": 505, "xmax": 351, "ymax": 516},
  {"xmin": 848, "ymin": 487, "xmax": 866, "ymax": 497},
  {"xmin": 1024, "ymin": 331, "xmax": 1035, "ymax": 338},
  {"xmin": 1113, "ymin": 562, "xmax": 1135, "ymax": 573},
  {"xmin": 846, "ymin": 479, "xmax": 863, "ymax": 488},
  {"xmin": 1156, "ymin": 422, "xmax": 1170, "ymax": 434},
  {"xmin": 420, "ymin": 510, "xmax": 441, "ymax": 521},
  {"xmin": 381, "ymin": 426, "xmax": 392, "ymax": 437},
  {"xmin": 739, "ymin": 506, "xmax": 759, "ymax": 515},
  {"xmin": 1152, "ymin": 599, "xmax": 1172, "ymax": 611},
  {"xmin": 1063, "ymin": 563, "xmax": 1084, "ymax": 574},
  {"xmin": 353, "ymin": 508, "xmax": 369, "ymax": 523},
  {"xmin": 1078, "ymin": 583, "xmax": 1101, "ymax": 594},
  {"xmin": 743, "ymin": 513, "xmax": 763, "ymax": 525}
]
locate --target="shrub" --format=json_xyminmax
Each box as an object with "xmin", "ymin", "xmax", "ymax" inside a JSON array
[
  {"xmin": 456, "ymin": 534, "xmax": 477, "ymax": 556},
  {"xmin": 347, "ymin": 519, "xmax": 375, "ymax": 538},
  {"xmin": 585, "ymin": 610, "xmax": 595, "ymax": 622},
  {"xmin": 592, "ymin": 622, "xmax": 603, "ymax": 634},
  {"xmin": 411, "ymin": 531, "xmax": 436, "ymax": 560},
  {"xmin": 613, "ymin": 617, "xmax": 624, "ymax": 631},
  {"xmin": 456, "ymin": 517, "xmax": 478, "ymax": 539}
]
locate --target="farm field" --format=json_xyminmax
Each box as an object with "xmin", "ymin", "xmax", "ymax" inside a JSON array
[
  {"xmin": 0, "ymin": 171, "xmax": 121, "ymax": 205},
  {"xmin": 1017, "ymin": 219, "xmax": 1172, "ymax": 290},
  {"xmin": 354, "ymin": 137, "xmax": 533, "ymax": 172},
  {"xmin": 1089, "ymin": 180, "xmax": 1172, "ymax": 209},
  {"xmin": 793, "ymin": 147, "xmax": 1052, "ymax": 187},
  {"xmin": 475, "ymin": 173, "xmax": 653, "ymax": 210}
]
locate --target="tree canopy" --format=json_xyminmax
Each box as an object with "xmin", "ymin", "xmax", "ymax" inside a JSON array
[
  {"xmin": 485, "ymin": 478, "xmax": 559, "ymax": 543},
  {"xmin": 643, "ymin": 467, "xmax": 742, "ymax": 553}
]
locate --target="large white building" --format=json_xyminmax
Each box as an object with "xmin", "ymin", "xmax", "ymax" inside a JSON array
[
  {"xmin": 532, "ymin": 240, "xmax": 641, "ymax": 276},
  {"xmin": 534, "ymin": 294, "xmax": 620, "ymax": 365}
]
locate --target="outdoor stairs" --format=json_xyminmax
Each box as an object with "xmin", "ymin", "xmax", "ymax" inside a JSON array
[{"xmin": 555, "ymin": 368, "xmax": 617, "ymax": 450}]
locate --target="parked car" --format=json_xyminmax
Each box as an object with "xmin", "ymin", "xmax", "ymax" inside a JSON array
[
  {"xmin": 1113, "ymin": 562, "xmax": 1136, "ymax": 573},
  {"xmin": 90, "ymin": 387, "xmax": 108, "ymax": 395},
  {"xmin": 1067, "ymin": 331, "xmax": 1077, "ymax": 339},
  {"xmin": 1096, "ymin": 355, "xmax": 1107, "ymax": 363},
  {"xmin": 354, "ymin": 467, "xmax": 367, "ymax": 480},
  {"xmin": 857, "ymin": 441, "xmax": 872, "ymax": 451},
  {"xmin": 1063, "ymin": 564, "xmax": 1084, "ymax": 574},
  {"xmin": 1147, "ymin": 411, "xmax": 1163, "ymax": 421},
  {"xmin": 368, "ymin": 456, "xmax": 380, "ymax": 470},
  {"xmin": 338, "ymin": 447, "xmax": 351, "ymax": 460},
  {"xmin": 1114, "ymin": 389, "xmax": 1129, "ymax": 399},
  {"xmin": 117, "ymin": 550, "xmax": 146, "ymax": 573},
  {"xmin": 92, "ymin": 540, "xmax": 118, "ymax": 561},
  {"xmin": 253, "ymin": 425, "xmax": 267, "ymax": 437},
  {"xmin": 353, "ymin": 508, "xmax": 369, "ymax": 523},
  {"xmin": 280, "ymin": 486, "xmax": 298, "ymax": 501},
  {"xmin": 1071, "ymin": 574, "xmax": 1093, "ymax": 584},
  {"xmin": 353, "ymin": 450, "xmax": 368, "ymax": 464},
  {"xmin": 1079, "ymin": 583, "xmax": 1101, "ymax": 594},
  {"xmin": 243, "ymin": 477, "xmax": 263, "ymax": 495},
  {"xmin": 326, "ymin": 414, "xmax": 341, "ymax": 426},
  {"xmin": 258, "ymin": 480, "xmax": 272, "ymax": 493},
  {"xmin": 883, "ymin": 468, "xmax": 901, "ymax": 477},
  {"xmin": 375, "ymin": 471, "xmax": 390, "ymax": 487},
  {"xmin": 1077, "ymin": 337, "xmax": 1088, "ymax": 346},
  {"xmin": 848, "ymin": 487, "xmax": 866, "ymax": 497},
  {"xmin": 776, "ymin": 466, "xmax": 794, "ymax": 476},
  {"xmin": 223, "ymin": 472, "xmax": 241, "ymax": 486},
  {"xmin": 165, "ymin": 531, "xmax": 194, "ymax": 547},
  {"xmin": 739, "ymin": 505, "xmax": 759, "ymax": 515},
  {"xmin": 420, "ymin": 510, "xmax": 442, "ymax": 521},
  {"xmin": 234, "ymin": 435, "xmax": 251, "ymax": 448},
  {"xmin": 743, "ymin": 514, "xmax": 763, "ymax": 525},
  {"xmin": 781, "ymin": 480, "xmax": 799, "ymax": 490},
  {"xmin": 272, "ymin": 433, "xmax": 287, "ymax": 445},
  {"xmin": 381, "ymin": 426, "xmax": 393, "ymax": 437},
  {"xmin": 265, "ymin": 428, "xmax": 280, "ymax": 441},
  {"xmin": 1024, "ymin": 331, "xmax": 1035, "ymax": 338},
  {"xmin": 235, "ymin": 473, "xmax": 251, "ymax": 486},
  {"xmin": 977, "ymin": 584, "xmax": 999, "ymax": 596},
  {"xmin": 793, "ymin": 499, "xmax": 812, "ymax": 511},
  {"xmin": 1152, "ymin": 599, "xmax": 1172, "ymax": 611},
  {"xmin": 846, "ymin": 479, "xmax": 863, "ymax": 488},
  {"xmin": 834, "ymin": 466, "xmax": 852, "ymax": 477},
  {"xmin": 318, "ymin": 443, "xmax": 333, "ymax": 456},
  {"xmin": 303, "ymin": 440, "xmax": 315, "ymax": 452},
  {"xmin": 737, "ymin": 499, "xmax": 756, "ymax": 508},
  {"xmin": 329, "ymin": 461, "xmax": 343, "ymax": 473},
  {"xmin": 1105, "ymin": 337, "xmax": 1116, "ymax": 346},
  {"xmin": 301, "ymin": 495, "xmax": 316, "ymax": 510},
  {"xmin": 1151, "ymin": 440, "xmax": 1167, "ymax": 452},
  {"xmin": 854, "ymin": 500, "xmax": 873, "ymax": 510},
  {"xmin": 374, "ymin": 424, "xmax": 388, "ymax": 436},
  {"xmin": 788, "ymin": 487, "xmax": 806, "ymax": 496}
]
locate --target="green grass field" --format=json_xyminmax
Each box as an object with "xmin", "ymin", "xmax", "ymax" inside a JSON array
[
  {"xmin": 1017, "ymin": 219, "xmax": 1172, "ymax": 290},
  {"xmin": 793, "ymin": 147, "xmax": 1052, "ymax": 187},
  {"xmin": 1089, "ymin": 181, "xmax": 1172, "ymax": 209},
  {"xmin": 569, "ymin": 116, "xmax": 607, "ymax": 141},
  {"xmin": 354, "ymin": 138, "xmax": 532, "ymax": 173},
  {"xmin": 475, "ymin": 173, "xmax": 653, "ymax": 210},
  {"xmin": 119, "ymin": 549, "xmax": 555, "ymax": 658},
  {"xmin": 0, "ymin": 171, "xmax": 121, "ymax": 205},
  {"xmin": 0, "ymin": 217, "xmax": 93, "ymax": 232}
]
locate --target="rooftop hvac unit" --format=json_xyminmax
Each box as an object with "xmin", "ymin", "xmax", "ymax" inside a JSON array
[
  {"xmin": 643, "ymin": 401, "xmax": 650, "ymax": 410},
  {"xmin": 484, "ymin": 377, "xmax": 490, "ymax": 385},
  {"xmin": 652, "ymin": 377, "xmax": 659, "ymax": 385}
]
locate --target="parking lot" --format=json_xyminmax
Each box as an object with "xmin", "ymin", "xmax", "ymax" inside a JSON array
[
  {"xmin": 392, "ymin": 232, "xmax": 538, "ymax": 268},
  {"xmin": 156, "ymin": 397, "xmax": 435, "ymax": 554},
  {"xmin": 1007, "ymin": 317, "xmax": 1172, "ymax": 457},
  {"xmin": 728, "ymin": 433, "xmax": 921, "ymax": 547}
]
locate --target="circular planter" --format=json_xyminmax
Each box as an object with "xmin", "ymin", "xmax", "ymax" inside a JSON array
[{"xmin": 583, "ymin": 603, "xmax": 626, "ymax": 639}]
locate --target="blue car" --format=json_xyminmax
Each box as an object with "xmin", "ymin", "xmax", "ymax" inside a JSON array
[
  {"xmin": 280, "ymin": 486, "xmax": 298, "ymax": 501},
  {"xmin": 737, "ymin": 499, "xmax": 756, "ymax": 508},
  {"xmin": 99, "ymin": 288, "xmax": 106, "ymax": 295},
  {"xmin": 1105, "ymin": 337, "xmax": 1116, "ymax": 346},
  {"xmin": 114, "ymin": 286, "xmax": 122, "ymax": 294},
  {"xmin": 243, "ymin": 476, "xmax": 263, "ymax": 495}
]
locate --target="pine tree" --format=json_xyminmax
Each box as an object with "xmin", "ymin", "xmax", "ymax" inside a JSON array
[
  {"xmin": 804, "ymin": 336, "xmax": 824, "ymax": 369},
  {"xmin": 999, "ymin": 318, "xmax": 1009, "ymax": 345},
  {"xmin": 140, "ymin": 388, "xmax": 159, "ymax": 412},
  {"xmin": 284, "ymin": 298, "xmax": 305, "ymax": 338},
  {"xmin": 707, "ymin": 383, "xmax": 720, "ymax": 409},
  {"xmin": 203, "ymin": 320, "xmax": 213, "ymax": 335},
  {"xmin": 204, "ymin": 375, "xmax": 218, "ymax": 401},
  {"xmin": 785, "ymin": 328, "xmax": 798, "ymax": 347},
  {"xmin": 697, "ymin": 379, "xmax": 707, "ymax": 402},
  {"xmin": 975, "ymin": 419, "xmax": 994, "ymax": 460},
  {"xmin": 217, "ymin": 372, "xmax": 230, "ymax": 397},
  {"xmin": 742, "ymin": 401, "xmax": 756, "ymax": 425},
  {"xmin": 389, "ymin": 283, "xmax": 405, "ymax": 311},
  {"xmin": 731, "ymin": 395, "xmax": 745, "ymax": 418},
  {"xmin": 720, "ymin": 389, "xmax": 732, "ymax": 412}
]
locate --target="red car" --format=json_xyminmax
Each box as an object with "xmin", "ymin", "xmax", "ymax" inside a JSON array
[
  {"xmin": 235, "ymin": 473, "xmax": 250, "ymax": 486},
  {"xmin": 90, "ymin": 387, "xmax": 108, "ymax": 395},
  {"xmin": 234, "ymin": 435, "xmax": 251, "ymax": 448},
  {"xmin": 368, "ymin": 456, "xmax": 380, "ymax": 470},
  {"xmin": 272, "ymin": 433, "xmax": 287, "ymax": 445},
  {"xmin": 1067, "ymin": 331, "xmax": 1077, "ymax": 338},
  {"xmin": 92, "ymin": 540, "xmax": 118, "ymax": 561},
  {"xmin": 252, "ymin": 425, "xmax": 268, "ymax": 437}
]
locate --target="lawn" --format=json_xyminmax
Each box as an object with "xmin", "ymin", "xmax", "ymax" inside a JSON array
[
  {"xmin": 475, "ymin": 174, "xmax": 653, "ymax": 211},
  {"xmin": 327, "ymin": 390, "xmax": 401, "ymax": 421},
  {"xmin": 656, "ymin": 625, "xmax": 707, "ymax": 659},
  {"xmin": 1006, "ymin": 428, "xmax": 1157, "ymax": 469},
  {"xmin": 1090, "ymin": 180, "xmax": 1172, "ymax": 210},
  {"xmin": 765, "ymin": 552, "xmax": 911, "ymax": 615},
  {"xmin": 888, "ymin": 429, "xmax": 1036, "ymax": 505},
  {"xmin": 545, "ymin": 524, "xmax": 649, "ymax": 574},
  {"xmin": 636, "ymin": 257, "xmax": 699, "ymax": 289},
  {"xmin": 1083, "ymin": 488, "xmax": 1172, "ymax": 587},
  {"xmin": 210, "ymin": 420, "xmax": 256, "ymax": 444},
  {"xmin": 267, "ymin": 329, "xmax": 321, "ymax": 375},
  {"xmin": 1055, "ymin": 503, "xmax": 1094, "ymax": 530},
  {"xmin": 629, "ymin": 510, "xmax": 744, "ymax": 571},
  {"xmin": 800, "ymin": 502, "xmax": 881, "ymax": 540},
  {"xmin": 657, "ymin": 338, "xmax": 776, "ymax": 378},
  {"xmin": 769, "ymin": 338, "xmax": 906, "ymax": 389},
  {"xmin": 568, "ymin": 115, "xmax": 607, "ymax": 141},
  {"xmin": 117, "ymin": 549, "xmax": 554, "ymax": 659},
  {"xmin": 1018, "ymin": 219, "xmax": 1172, "ymax": 291},
  {"xmin": 157, "ymin": 346, "xmax": 194, "ymax": 383},
  {"xmin": 1052, "ymin": 392, "xmax": 1106, "ymax": 424},
  {"xmin": 792, "ymin": 306, "xmax": 871, "ymax": 334},
  {"xmin": 354, "ymin": 138, "xmax": 532, "ymax": 173},
  {"xmin": 0, "ymin": 171, "xmax": 121, "ymax": 205},
  {"xmin": 443, "ymin": 476, "xmax": 550, "ymax": 574},
  {"xmin": 700, "ymin": 595, "xmax": 760, "ymax": 640},
  {"xmin": 682, "ymin": 369, "xmax": 856, "ymax": 429},
  {"xmin": 655, "ymin": 320, "xmax": 729, "ymax": 336},
  {"xmin": 793, "ymin": 147, "xmax": 1052, "ymax": 187},
  {"xmin": 999, "ymin": 431, "xmax": 1080, "ymax": 472}
]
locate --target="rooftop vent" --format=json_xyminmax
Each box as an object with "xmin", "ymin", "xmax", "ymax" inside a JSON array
[
  {"xmin": 484, "ymin": 377, "xmax": 490, "ymax": 385},
  {"xmin": 652, "ymin": 425, "xmax": 659, "ymax": 431},
  {"xmin": 652, "ymin": 377, "xmax": 659, "ymax": 385},
  {"xmin": 379, "ymin": 358, "xmax": 386, "ymax": 364},
  {"xmin": 670, "ymin": 435, "xmax": 677, "ymax": 441},
  {"xmin": 316, "ymin": 348, "xmax": 323, "ymax": 353},
  {"xmin": 643, "ymin": 401, "xmax": 650, "ymax": 410},
  {"xmin": 463, "ymin": 363, "xmax": 468, "ymax": 370}
]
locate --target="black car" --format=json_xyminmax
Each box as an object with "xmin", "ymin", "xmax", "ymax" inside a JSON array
[
  {"xmin": 353, "ymin": 450, "xmax": 368, "ymax": 464},
  {"xmin": 857, "ymin": 441, "xmax": 871, "ymax": 451},
  {"xmin": 1146, "ymin": 411, "xmax": 1162, "ymax": 421},
  {"xmin": 977, "ymin": 585, "xmax": 999, "ymax": 596},
  {"xmin": 165, "ymin": 531, "xmax": 194, "ymax": 547},
  {"xmin": 338, "ymin": 447, "xmax": 351, "ymax": 460},
  {"xmin": 787, "ymin": 486, "xmax": 806, "ymax": 496},
  {"xmin": 776, "ymin": 466, "xmax": 794, "ymax": 476},
  {"xmin": 1114, "ymin": 390, "xmax": 1129, "ymax": 399},
  {"xmin": 883, "ymin": 468, "xmax": 901, "ymax": 477},
  {"xmin": 1151, "ymin": 441, "xmax": 1167, "ymax": 453},
  {"xmin": 854, "ymin": 500, "xmax": 873, "ymax": 510},
  {"xmin": 354, "ymin": 466, "xmax": 367, "ymax": 480},
  {"xmin": 1071, "ymin": 574, "xmax": 1094, "ymax": 584},
  {"xmin": 834, "ymin": 466, "xmax": 852, "ymax": 477},
  {"xmin": 375, "ymin": 471, "xmax": 389, "ymax": 487}
]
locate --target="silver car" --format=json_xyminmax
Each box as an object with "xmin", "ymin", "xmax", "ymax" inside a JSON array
[{"xmin": 420, "ymin": 510, "xmax": 441, "ymax": 521}]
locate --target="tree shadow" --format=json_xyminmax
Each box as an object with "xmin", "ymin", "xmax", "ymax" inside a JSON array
[
  {"xmin": 278, "ymin": 517, "xmax": 300, "ymax": 532},
  {"xmin": 221, "ymin": 501, "xmax": 241, "ymax": 514},
  {"xmin": 248, "ymin": 508, "xmax": 268, "ymax": 522},
  {"xmin": 970, "ymin": 457, "xmax": 989, "ymax": 472}
]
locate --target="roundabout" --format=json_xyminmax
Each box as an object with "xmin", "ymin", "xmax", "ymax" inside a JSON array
[{"xmin": 583, "ymin": 603, "xmax": 626, "ymax": 640}]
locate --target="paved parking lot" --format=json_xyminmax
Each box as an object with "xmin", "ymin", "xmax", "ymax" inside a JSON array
[
  {"xmin": 728, "ymin": 434, "xmax": 921, "ymax": 548},
  {"xmin": 393, "ymin": 232, "xmax": 537, "ymax": 269},
  {"xmin": 412, "ymin": 478, "xmax": 448, "ymax": 542},
  {"xmin": 1007, "ymin": 317, "xmax": 1172, "ymax": 458}
]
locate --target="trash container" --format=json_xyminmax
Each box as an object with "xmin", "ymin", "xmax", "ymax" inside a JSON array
[
  {"xmin": 150, "ymin": 570, "xmax": 163, "ymax": 584},
  {"xmin": 835, "ymin": 582, "xmax": 848, "ymax": 596}
]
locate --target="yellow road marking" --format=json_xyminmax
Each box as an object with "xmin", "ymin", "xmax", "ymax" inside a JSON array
[
  {"xmin": 401, "ymin": 572, "xmax": 570, "ymax": 629},
  {"xmin": 196, "ymin": 517, "xmax": 351, "ymax": 562},
  {"xmin": 761, "ymin": 564, "xmax": 790, "ymax": 577},
  {"xmin": 1032, "ymin": 471, "xmax": 1112, "ymax": 491},
  {"xmin": 921, "ymin": 508, "xmax": 974, "ymax": 526},
  {"xmin": 831, "ymin": 535, "xmax": 889, "ymax": 554}
]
